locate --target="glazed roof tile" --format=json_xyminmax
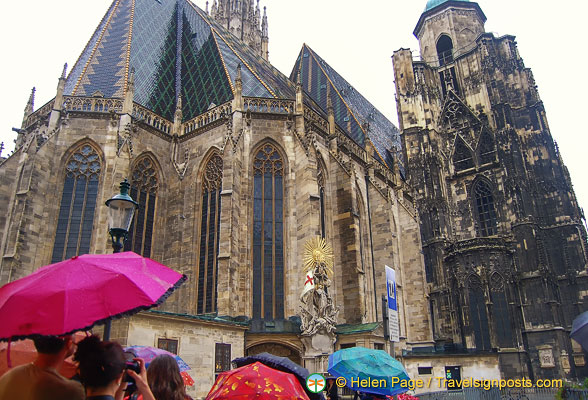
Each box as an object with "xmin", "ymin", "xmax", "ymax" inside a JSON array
[{"xmin": 291, "ymin": 44, "xmax": 404, "ymax": 173}]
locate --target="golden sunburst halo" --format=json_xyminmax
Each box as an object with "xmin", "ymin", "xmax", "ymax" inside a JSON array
[{"xmin": 303, "ymin": 236, "xmax": 334, "ymax": 277}]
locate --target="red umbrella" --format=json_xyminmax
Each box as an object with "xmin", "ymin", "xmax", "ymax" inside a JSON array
[
  {"xmin": 0, "ymin": 252, "xmax": 186, "ymax": 341},
  {"xmin": 181, "ymin": 371, "xmax": 195, "ymax": 387},
  {"xmin": 206, "ymin": 362, "xmax": 310, "ymax": 400}
]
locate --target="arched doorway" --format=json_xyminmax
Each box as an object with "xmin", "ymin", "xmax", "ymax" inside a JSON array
[{"xmin": 246, "ymin": 343, "xmax": 302, "ymax": 365}]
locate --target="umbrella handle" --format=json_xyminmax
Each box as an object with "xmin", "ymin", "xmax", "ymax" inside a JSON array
[{"xmin": 7, "ymin": 339, "xmax": 11, "ymax": 368}]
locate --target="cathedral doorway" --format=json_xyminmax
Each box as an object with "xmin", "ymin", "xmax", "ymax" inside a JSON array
[{"xmin": 246, "ymin": 342, "xmax": 302, "ymax": 365}]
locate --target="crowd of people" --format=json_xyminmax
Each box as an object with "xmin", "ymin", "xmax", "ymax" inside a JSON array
[{"xmin": 0, "ymin": 335, "xmax": 192, "ymax": 400}]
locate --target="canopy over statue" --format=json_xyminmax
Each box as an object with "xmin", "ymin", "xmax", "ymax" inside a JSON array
[{"xmin": 300, "ymin": 236, "xmax": 338, "ymax": 337}]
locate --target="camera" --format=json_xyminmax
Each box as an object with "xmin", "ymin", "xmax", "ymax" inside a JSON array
[
  {"xmin": 125, "ymin": 360, "xmax": 141, "ymax": 375},
  {"xmin": 123, "ymin": 352, "xmax": 141, "ymax": 385}
]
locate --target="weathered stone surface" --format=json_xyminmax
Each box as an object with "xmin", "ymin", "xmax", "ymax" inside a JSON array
[{"xmin": 394, "ymin": 0, "xmax": 588, "ymax": 381}]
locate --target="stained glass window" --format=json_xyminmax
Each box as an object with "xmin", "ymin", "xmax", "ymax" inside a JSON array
[
  {"xmin": 468, "ymin": 276, "xmax": 491, "ymax": 351},
  {"xmin": 197, "ymin": 153, "xmax": 223, "ymax": 314},
  {"xmin": 490, "ymin": 273, "xmax": 514, "ymax": 348},
  {"xmin": 474, "ymin": 180, "xmax": 498, "ymax": 236},
  {"xmin": 317, "ymin": 161, "xmax": 326, "ymax": 238},
  {"xmin": 51, "ymin": 144, "xmax": 101, "ymax": 263},
  {"xmin": 124, "ymin": 157, "xmax": 158, "ymax": 257},
  {"xmin": 453, "ymin": 137, "xmax": 474, "ymax": 172},
  {"xmin": 252, "ymin": 143, "xmax": 284, "ymax": 320}
]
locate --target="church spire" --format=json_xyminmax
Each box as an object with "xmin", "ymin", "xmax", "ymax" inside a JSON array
[
  {"xmin": 261, "ymin": 6, "xmax": 268, "ymax": 60},
  {"xmin": 212, "ymin": 0, "xmax": 268, "ymax": 60},
  {"xmin": 21, "ymin": 87, "xmax": 36, "ymax": 128}
]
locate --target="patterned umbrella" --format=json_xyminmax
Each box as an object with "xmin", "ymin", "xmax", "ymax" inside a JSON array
[
  {"xmin": 232, "ymin": 352, "xmax": 323, "ymax": 399},
  {"xmin": 181, "ymin": 371, "xmax": 195, "ymax": 387},
  {"xmin": 206, "ymin": 361, "xmax": 310, "ymax": 399},
  {"xmin": 124, "ymin": 345, "xmax": 190, "ymax": 372}
]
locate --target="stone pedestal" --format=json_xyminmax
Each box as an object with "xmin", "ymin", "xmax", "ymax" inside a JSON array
[{"xmin": 301, "ymin": 330, "xmax": 336, "ymax": 373}]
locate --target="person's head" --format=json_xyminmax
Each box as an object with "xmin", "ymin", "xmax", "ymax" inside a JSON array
[
  {"xmin": 33, "ymin": 335, "xmax": 69, "ymax": 355},
  {"xmin": 147, "ymin": 354, "xmax": 185, "ymax": 400},
  {"xmin": 74, "ymin": 335, "xmax": 125, "ymax": 390}
]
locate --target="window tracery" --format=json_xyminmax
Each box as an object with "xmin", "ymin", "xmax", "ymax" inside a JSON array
[
  {"xmin": 453, "ymin": 137, "xmax": 474, "ymax": 171},
  {"xmin": 474, "ymin": 180, "xmax": 498, "ymax": 236},
  {"xmin": 317, "ymin": 160, "xmax": 326, "ymax": 238},
  {"xmin": 125, "ymin": 156, "xmax": 159, "ymax": 257},
  {"xmin": 197, "ymin": 153, "xmax": 223, "ymax": 314},
  {"xmin": 252, "ymin": 144, "xmax": 285, "ymax": 320},
  {"xmin": 51, "ymin": 144, "xmax": 101, "ymax": 263}
]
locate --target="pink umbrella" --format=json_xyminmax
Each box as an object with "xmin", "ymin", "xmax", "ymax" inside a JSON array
[{"xmin": 0, "ymin": 252, "xmax": 186, "ymax": 341}]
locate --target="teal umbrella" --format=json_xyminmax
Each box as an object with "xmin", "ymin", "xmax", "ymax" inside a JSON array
[{"xmin": 327, "ymin": 347, "xmax": 410, "ymax": 396}]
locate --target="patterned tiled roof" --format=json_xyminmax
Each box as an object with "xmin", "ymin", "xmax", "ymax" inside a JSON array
[
  {"xmin": 64, "ymin": 0, "xmax": 295, "ymax": 121},
  {"xmin": 291, "ymin": 45, "xmax": 404, "ymax": 172}
]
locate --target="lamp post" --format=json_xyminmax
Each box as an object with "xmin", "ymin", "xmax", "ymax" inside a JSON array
[
  {"xmin": 105, "ymin": 179, "xmax": 138, "ymax": 253},
  {"xmin": 103, "ymin": 179, "xmax": 138, "ymax": 340}
]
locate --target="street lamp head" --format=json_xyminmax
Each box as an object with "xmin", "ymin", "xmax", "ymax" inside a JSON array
[{"xmin": 105, "ymin": 179, "xmax": 138, "ymax": 252}]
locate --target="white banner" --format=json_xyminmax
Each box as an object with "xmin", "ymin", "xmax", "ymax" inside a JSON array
[{"xmin": 386, "ymin": 265, "xmax": 399, "ymax": 342}]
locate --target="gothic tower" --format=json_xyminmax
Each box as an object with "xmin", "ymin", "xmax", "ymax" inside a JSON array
[
  {"xmin": 394, "ymin": 0, "xmax": 588, "ymax": 380},
  {"xmin": 210, "ymin": 0, "xmax": 268, "ymax": 60},
  {"xmin": 0, "ymin": 0, "xmax": 430, "ymax": 396}
]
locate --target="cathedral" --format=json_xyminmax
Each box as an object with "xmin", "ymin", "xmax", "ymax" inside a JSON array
[{"xmin": 0, "ymin": 0, "xmax": 586, "ymax": 397}]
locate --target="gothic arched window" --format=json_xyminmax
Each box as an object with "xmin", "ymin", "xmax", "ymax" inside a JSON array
[
  {"xmin": 197, "ymin": 153, "xmax": 223, "ymax": 314},
  {"xmin": 317, "ymin": 161, "xmax": 326, "ymax": 238},
  {"xmin": 489, "ymin": 273, "xmax": 514, "ymax": 348},
  {"xmin": 474, "ymin": 180, "xmax": 498, "ymax": 236},
  {"xmin": 468, "ymin": 275, "xmax": 491, "ymax": 351},
  {"xmin": 437, "ymin": 35, "xmax": 454, "ymax": 66},
  {"xmin": 453, "ymin": 137, "xmax": 474, "ymax": 172},
  {"xmin": 51, "ymin": 144, "xmax": 101, "ymax": 263},
  {"xmin": 124, "ymin": 157, "xmax": 159, "ymax": 257},
  {"xmin": 478, "ymin": 131, "xmax": 496, "ymax": 164},
  {"xmin": 252, "ymin": 143, "xmax": 284, "ymax": 320}
]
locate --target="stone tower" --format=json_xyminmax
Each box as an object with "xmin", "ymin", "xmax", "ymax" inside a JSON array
[
  {"xmin": 0, "ymin": 0, "xmax": 431, "ymax": 396},
  {"xmin": 210, "ymin": 0, "xmax": 268, "ymax": 60},
  {"xmin": 393, "ymin": 0, "xmax": 588, "ymax": 380}
]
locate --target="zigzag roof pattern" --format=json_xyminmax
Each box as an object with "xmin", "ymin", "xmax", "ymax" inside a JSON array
[
  {"xmin": 291, "ymin": 44, "xmax": 403, "ymax": 172},
  {"xmin": 64, "ymin": 0, "xmax": 295, "ymax": 122}
]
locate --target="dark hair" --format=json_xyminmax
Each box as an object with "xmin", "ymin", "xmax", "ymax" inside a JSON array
[
  {"xmin": 147, "ymin": 354, "xmax": 186, "ymax": 400},
  {"xmin": 32, "ymin": 336, "xmax": 66, "ymax": 354},
  {"xmin": 74, "ymin": 335, "xmax": 125, "ymax": 388}
]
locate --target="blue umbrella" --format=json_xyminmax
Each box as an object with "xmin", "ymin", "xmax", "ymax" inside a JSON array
[
  {"xmin": 571, "ymin": 311, "xmax": 588, "ymax": 352},
  {"xmin": 328, "ymin": 347, "xmax": 410, "ymax": 397}
]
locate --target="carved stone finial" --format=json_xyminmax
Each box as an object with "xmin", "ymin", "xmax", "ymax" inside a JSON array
[
  {"xmin": 129, "ymin": 67, "xmax": 135, "ymax": 86},
  {"xmin": 0, "ymin": 142, "xmax": 4, "ymax": 158},
  {"xmin": 61, "ymin": 63, "xmax": 68, "ymax": 79},
  {"xmin": 24, "ymin": 87, "xmax": 36, "ymax": 116},
  {"xmin": 236, "ymin": 63, "xmax": 242, "ymax": 83},
  {"xmin": 206, "ymin": 0, "xmax": 209, "ymax": 13}
]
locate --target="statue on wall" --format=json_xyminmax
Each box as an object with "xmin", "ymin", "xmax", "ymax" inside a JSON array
[{"xmin": 300, "ymin": 236, "xmax": 338, "ymax": 336}]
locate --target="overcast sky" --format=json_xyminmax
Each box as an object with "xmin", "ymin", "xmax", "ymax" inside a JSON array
[{"xmin": 1, "ymin": 0, "xmax": 587, "ymax": 216}]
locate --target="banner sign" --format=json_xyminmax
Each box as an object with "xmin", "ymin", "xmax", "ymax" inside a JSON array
[{"xmin": 386, "ymin": 265, "xmax": 399, "ymax": 342}]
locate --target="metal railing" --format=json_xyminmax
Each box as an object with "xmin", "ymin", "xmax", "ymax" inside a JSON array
[{"xmin": 417, "ymin": 387, "xmax": 561, "ymax": 400}]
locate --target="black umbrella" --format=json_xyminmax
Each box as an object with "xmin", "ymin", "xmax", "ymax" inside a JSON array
[{"xmin": 232, "ymin": 352, "xmax": 324, "ymax": 400}]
